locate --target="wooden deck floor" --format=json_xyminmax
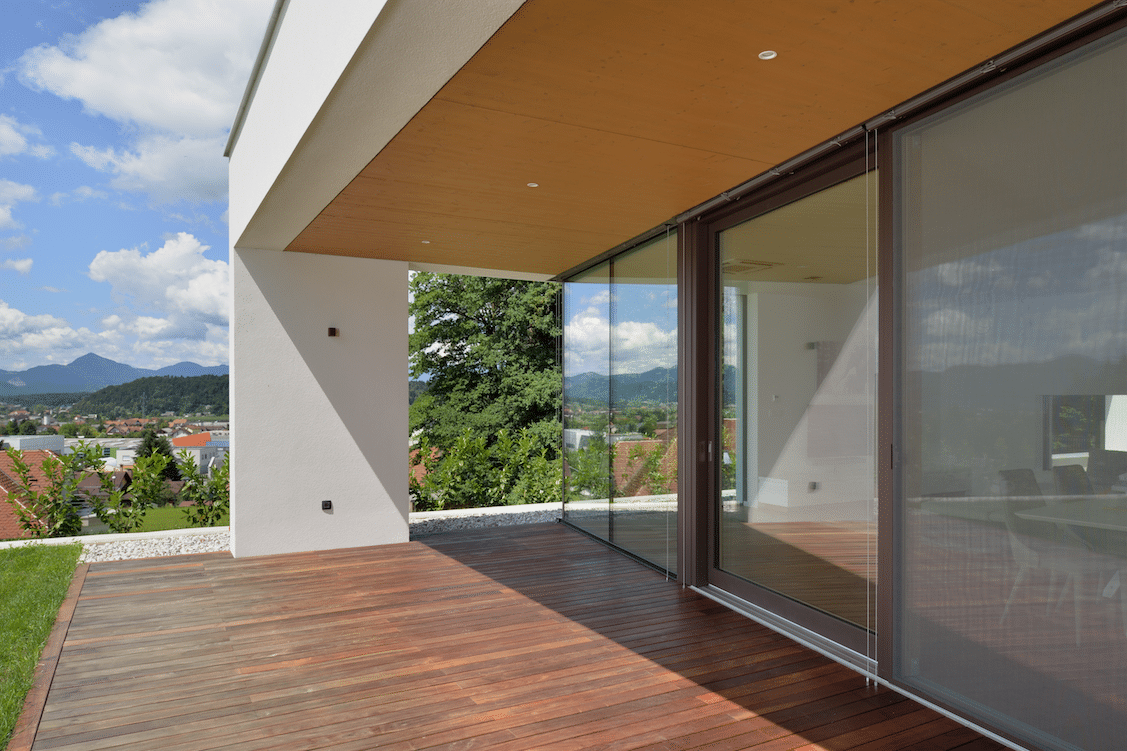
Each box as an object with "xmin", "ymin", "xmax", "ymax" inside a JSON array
[{"xmin": 15, "ymin": 523, "xmax": 1003, "ymax": 751}]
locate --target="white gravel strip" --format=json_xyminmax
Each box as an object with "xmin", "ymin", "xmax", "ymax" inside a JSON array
[
  {"xmin": 409, "ymin": 502, "xmax": 561, "ymax": 537},
  {"xmin": 0, "ymin": 503, "xmax": 564, "ymax": 563}
]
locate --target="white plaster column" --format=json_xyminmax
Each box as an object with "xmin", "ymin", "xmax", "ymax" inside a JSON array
[{"xmin": 231, "ymin": 248, "xmax": 408, "ymax": 557}]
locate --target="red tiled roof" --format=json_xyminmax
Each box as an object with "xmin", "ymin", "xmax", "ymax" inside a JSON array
[
  {"xmin": 0, "ymin": 449, "xmax": 58, "ymax": 540},
  {"xmin": 611, "ymin": 438, "xmax": 678, "ymax": 497},
  {"xmin": 172, "ymin": 432, "xmax": 211, "ymax": 447}
]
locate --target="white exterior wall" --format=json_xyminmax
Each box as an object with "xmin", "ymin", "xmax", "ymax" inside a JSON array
[
  {"xmin": 231, "ymin": 249, "xmax": 408, "ymax": 557},
  {"xmin": 2, "ymin": 435, "xmax": 66, "ymax": 453},
  {"xmin": 226, "ymin": 0, "xmax": 527, "ymax": 557}
]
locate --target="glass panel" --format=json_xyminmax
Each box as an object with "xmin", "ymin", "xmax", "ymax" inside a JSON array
[
  {"xmin": 562, "ymin": 231, "xmax": 679, "ymax": 574},
  {"xmin": 609, "ymin": 233, "xmax": 678, "ymax": 574},
  {"xmin": 897, "ymin": 28, "xmax": 1127, "ymax": 751},
  {"xmin": 563, "ymin": 262, "xmax": 611, "ymax": 541},
  {"xmin": 718, "ymin": 172, "xmax": 878, "ymax": 631}
]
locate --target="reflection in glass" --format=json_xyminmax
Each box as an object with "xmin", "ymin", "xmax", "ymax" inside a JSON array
[
  {"xmin": 718, "ymin": 172, "xmax": 877, "ymax": 631},
  {"xmin": 562, "ymin": 262, "xmax": 611, "ymax": 542},
  {"xmin": 897, "ymin": 28, "xmax": 1127, "ymax": 751},
  {"xmin": 562, "ymin": 233, "xmax": 678, "ymax": 573}
]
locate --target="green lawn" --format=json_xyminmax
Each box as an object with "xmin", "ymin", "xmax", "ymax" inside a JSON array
[
  {"xmin": 0, "ymin": 543, "xmax": 81, "ymax": 750},
  {"xmin": 134, "ymin": 505, "xmax": 229, "ymax": 533},
  {"xmin": 81, "ymin": 505, "xmax": 230, "ymax": 535}
]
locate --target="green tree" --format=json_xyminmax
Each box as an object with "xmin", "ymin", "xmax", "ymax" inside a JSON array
[
  {"xmin": 129, "ymin": 453, "xmax": 173, "ymax": 510},
  {"xmin": 409, "ymin": 428, "xmax": 561, "ymax": 511},
  {"xmin": 136, "ymin": 428, "xmax": 181, "ymax": 481},
  {"xmin": 408, "ymin": 272, "xmax": 562, "ymax": 509},
  {"xmin": 2, "ymin": 447, "xmax": 97, "ymax": 538},
  {"xmin": 179, "ymin": 451, "xmax": 230, "ymax": 527},
  {"xmin": 409, "ymin": 272, "xmax": 561, "ymax": 453},
  {"xmin": 84, "ymin": 445, "xmax": 167, "ymax": 534}
]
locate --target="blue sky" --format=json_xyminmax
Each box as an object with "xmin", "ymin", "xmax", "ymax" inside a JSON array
[{"xmin": 1, "ymin": 0, "xmax": 273, "ymax": 371}]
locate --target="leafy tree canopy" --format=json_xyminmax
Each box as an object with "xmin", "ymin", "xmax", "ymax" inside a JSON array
[
  {"xmin": 409, "ymin": 272, "xmax": 561, "ymax": 454},
  {"xmin": 136, "ymin": 428, "xmax": 182, "ymax": 481}
]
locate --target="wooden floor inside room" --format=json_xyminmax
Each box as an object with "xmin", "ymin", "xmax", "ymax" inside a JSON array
[{"xmin": 20, "ymin": 523, "xmax": 1003, "ymax": 751}]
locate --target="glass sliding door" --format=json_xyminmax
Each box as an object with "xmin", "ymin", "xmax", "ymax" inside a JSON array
[
  {"xmin": 712, "ymin": 170, "xmax": 878, "ymax": 637},
  {"xmin": 895, "ymin": 27, "xmax": 1127, "ymax": 751},
  {"xmin": 562, "ymin": 262, "xmax": 611, "ymax": 542},
  {"xmin": 563, "ymin": 232, "xmax": 678, "ymax": 574},
  {"xmin": 608, "ymin": 235, "xmax": 678, "ymax": 573}
]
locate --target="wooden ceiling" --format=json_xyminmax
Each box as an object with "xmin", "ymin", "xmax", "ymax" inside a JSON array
[{"xmin": 284, "ymin": 0, "xmax": 1101, "ymax": 279}]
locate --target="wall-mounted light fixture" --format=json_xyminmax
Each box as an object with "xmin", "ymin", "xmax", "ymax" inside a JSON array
[{"xmin": 328, "ymin": 327, "xmax": 339, "ymax": 337}]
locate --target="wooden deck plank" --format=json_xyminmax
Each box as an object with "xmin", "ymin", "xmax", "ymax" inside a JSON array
[{"xmin": 22, "ymin": 523, "xmax": 1004, "ymax": 751}]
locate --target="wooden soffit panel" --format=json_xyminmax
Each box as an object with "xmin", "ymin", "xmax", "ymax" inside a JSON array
[{"xmin": 286, "ymin": 0, "xmax": 1101, "ymax": 278}]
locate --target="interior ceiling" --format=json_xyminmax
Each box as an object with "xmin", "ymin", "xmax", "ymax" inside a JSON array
[
  {"xmin": 721, "ymin": 173, "xmax": 877, "ymax": 285},
  {"xmin": 285, "ymin": 0, "xmax": 1100, "ymax": 279}
]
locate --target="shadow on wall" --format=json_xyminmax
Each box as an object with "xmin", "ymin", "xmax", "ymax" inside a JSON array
[{"xmin": 234, "ymin": 249, "xmax": 409, "ymax": 550}]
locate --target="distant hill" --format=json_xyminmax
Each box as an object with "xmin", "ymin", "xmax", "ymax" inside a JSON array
[
  {"xmin": 71, "ymin": 375, "xmax": 229, "ymax": 418},
  {"xmin": 563, "ymin": 365, "xmax": 738, "ymax": 405},
  {"xmin": 564, "ymin": 367, "xmax": 680, "ymax": 404},
  {"xmin": 0, "ymin": 353, "xmax": 229, "ymax": 397}
]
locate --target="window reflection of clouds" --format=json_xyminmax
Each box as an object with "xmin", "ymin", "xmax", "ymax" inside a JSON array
[
  {"xmin": 908, "ymin": 213, "xmax": 1127, "ymax": 371},
  {"xmin": 564, "ymin": 282, "xmax": 677, "ymax": 376}
]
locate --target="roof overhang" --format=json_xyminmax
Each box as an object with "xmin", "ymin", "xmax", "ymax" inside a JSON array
[{"xmin": 230, "ymin": 0, "xmax": 1109, "ymax": 280}]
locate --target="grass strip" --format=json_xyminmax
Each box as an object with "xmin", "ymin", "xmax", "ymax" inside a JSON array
[
  {"xmin": 0, "ymin": 543, "xmax": 81, "ymax": 750},
  {"xmin": 136, "ymin": 505, "xmax": 229, "ymax": 532}
]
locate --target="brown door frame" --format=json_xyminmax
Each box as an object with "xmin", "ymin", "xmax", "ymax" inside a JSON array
[{"xmin": 678, "ymin": 142, "xmax": 878, "ymax": 657}]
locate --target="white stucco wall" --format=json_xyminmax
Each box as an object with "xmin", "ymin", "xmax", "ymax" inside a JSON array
[{"xmin": 231, "ymin": 249, "xmax": 408, "ymax": 557}]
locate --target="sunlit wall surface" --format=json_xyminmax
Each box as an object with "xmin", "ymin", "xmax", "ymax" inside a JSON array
[
  {"xmin": 563, "ymin": 232, "xmax": 678, "ymax": 574},
  {"xmin": 896, "ymin": 28, "xmax": 1127, "ymax": 751}
]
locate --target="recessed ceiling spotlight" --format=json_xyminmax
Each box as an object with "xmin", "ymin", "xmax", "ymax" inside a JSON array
[
  {"xmin": 526, "ymin": 182, "xmax": 539, "ymax": 188},
  {"xmin": 758, "ymin": 50, "xmax": 778, "ymax": 60},
  {"xmin": 421, "ymin": 240, "xmax": 430, "ymax": 244}
]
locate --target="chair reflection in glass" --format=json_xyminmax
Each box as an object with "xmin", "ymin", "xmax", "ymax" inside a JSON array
[
  {"xmin": 998, "ymin": 469, "xmax": 1102, "ymax": 645},
  {"xmin": 1053, "ymin": 464, "xmax": 1093, "ymax": 497}
]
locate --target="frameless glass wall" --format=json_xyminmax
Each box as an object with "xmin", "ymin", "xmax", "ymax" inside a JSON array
[
  {"xmin": 563, "ymin": 232, "xmax": 678, "ymax": 573},
  {"xmin": 717, "ymin": 171, "xmax": 878, "ymax": 633},
  {"xmin": 896, "ymin": 27, "xmax": 1127, "ymax": 751}
]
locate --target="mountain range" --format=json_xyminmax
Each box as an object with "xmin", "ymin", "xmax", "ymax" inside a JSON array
[
  {"xmin": 564, "ymin": 365, "xmax": 739, "ymax": 405},
  {"xmin": 564, "ymin": 367, "xmax": 682, "ymax": 404},
  {"xmin": 0, "ymin": 353, "xmax": 230, "ymax": 397}
]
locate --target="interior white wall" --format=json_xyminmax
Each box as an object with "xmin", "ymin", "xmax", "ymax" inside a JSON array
[
  {"xmin": 231, "ymin": 249, "xmax": 408, "ymax": 557},
  {"xmin": 735, "ymin": 278, "xmax": 875, "ymax": 517},
  {"xmin": 227, "ymin": 0, "xmax": 526, "ymax": 254}
]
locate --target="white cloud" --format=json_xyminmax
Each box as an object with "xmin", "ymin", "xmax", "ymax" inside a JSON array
[
  {"xmin": 74, "ymin": 185, "xmax": 109, "ymax": 201},
  {"xmin": 0, "ymin": 300, "xmax": 102, "ymax": 361},
  {"xmin": 71, "ymin": 135, "xmax": 228, "ymax": 203},
  {"xmin": 933, "ymin": 258, "xmax": 1008, "ymax": 288},
  {"xmin": 0, "ymin": 179, "xmax": 39, "ymax": 229},
  {"xmin": 0, "ymin": 242, "xmax": 229, "ymax": 368},
  {"xmin": 88, "ymin": 231, "xmax": 229, "ymax": 330},
  {"xmin": 48, "ymin": 185, "xmax": 110, "ymax": 206},
  {"xmin": 0, "ymin": 115, "xmax": 54, "ymax": 159},
  {"xmin": 2, "ymin": 235, "xmax": 32, "ymax": 251},
  {"xmin": 564, "ymin": 306, "xmax": 676, "ymax": 375},
  {"xmin": 19, "ymin": 0, "xmax": 273, "ymax": 204},
  {"xmin": 2, "ymin": 258, "xmax": 33, "ymax": 274},
  {"xmin": 586, "ymin": 289, "xmax": 611, "ymax": 307}
]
